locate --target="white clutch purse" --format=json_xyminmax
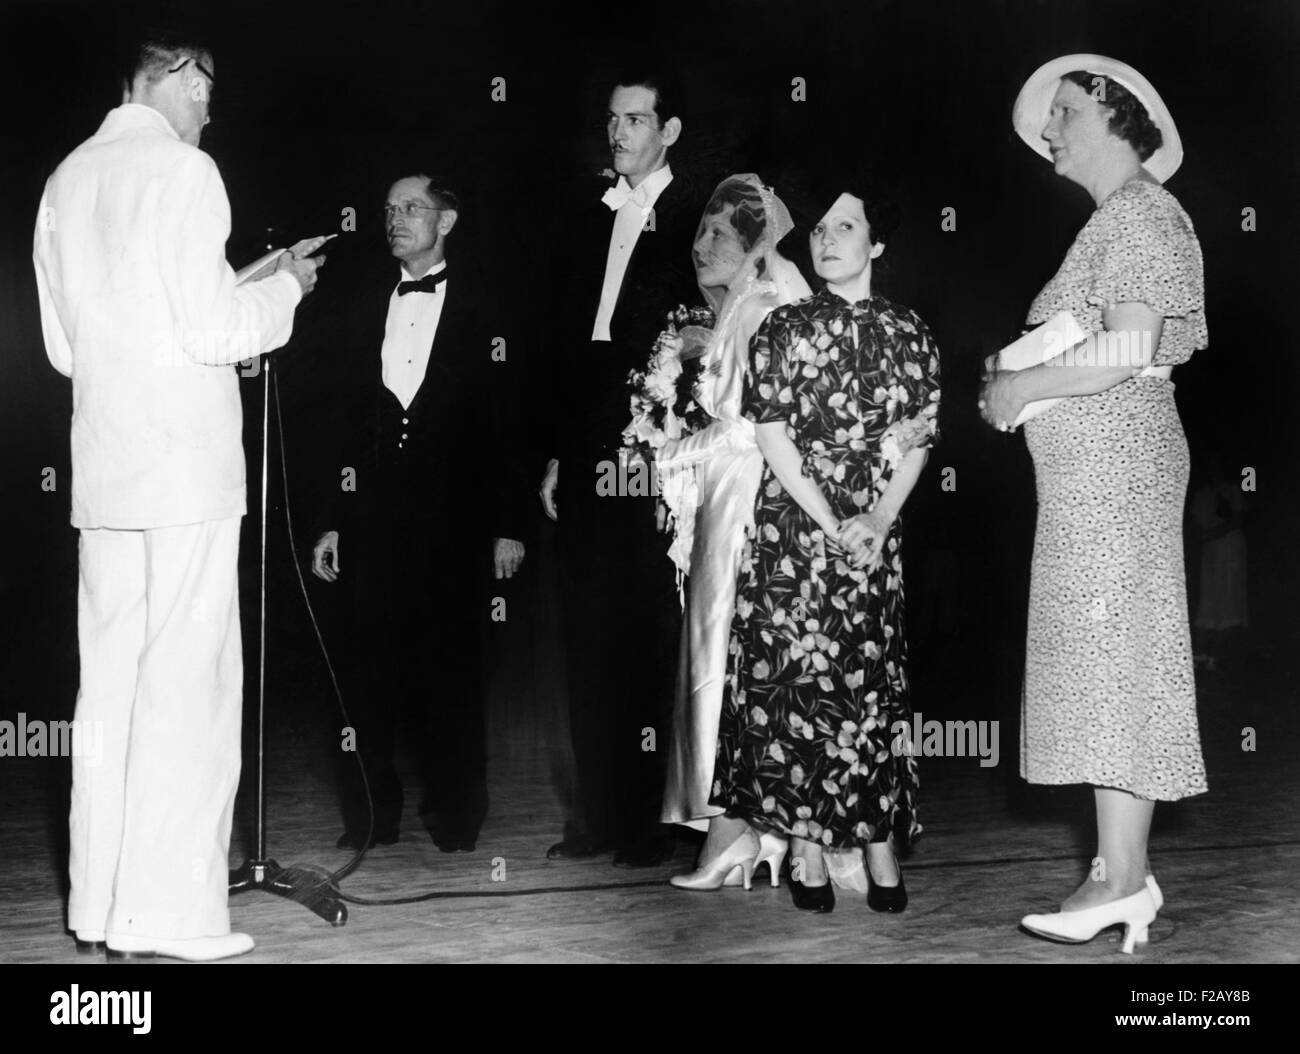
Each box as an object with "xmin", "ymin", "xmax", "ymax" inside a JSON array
[
  {"xmin": 997, "ymin": 311, "xmax": 1173, "ymax": 426},
  {"xmin": 996, "ymin": 311, "xmax": 1088, "ymax": 426}
]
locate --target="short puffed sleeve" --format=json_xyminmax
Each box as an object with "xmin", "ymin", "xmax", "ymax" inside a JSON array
[
  {"xmin": 1087, "ymin": 185, "xmax": 1208, "ymax": 364},
  {"xmin": 742, "ymin": 310, "xmax": 797, "ymax": 424},
  {"xmin": 888, "ymin": 311, "xmax": 942, "ymax": 447}
]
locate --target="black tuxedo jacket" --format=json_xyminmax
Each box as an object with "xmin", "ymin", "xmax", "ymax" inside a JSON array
[
  {"xmin": 543, "ymin": 172, "xmax": 705, "ymax": 463},
  {"xmin": 320, "ymin": 256, "xmax": 528, "ymax": 558}
]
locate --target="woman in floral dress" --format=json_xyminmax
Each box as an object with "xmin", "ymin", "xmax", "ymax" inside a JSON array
[
  {"xmin": 983, "ymin": 56, "xmax": 1207, "ymax": 954},
  {"xmin": 710, "ymin": 187, "xmax": 941, "ymax": 913}
]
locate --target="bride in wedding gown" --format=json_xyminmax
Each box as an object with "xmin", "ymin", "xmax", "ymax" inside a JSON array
[{"xmin": 658, "ymin": 174, "xmax": 810, "ymax": 885}]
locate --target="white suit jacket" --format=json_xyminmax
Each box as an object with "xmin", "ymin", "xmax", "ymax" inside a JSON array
[{"xmin": 33, "ymin": 103, "xmax": 302, "ymax": 529}]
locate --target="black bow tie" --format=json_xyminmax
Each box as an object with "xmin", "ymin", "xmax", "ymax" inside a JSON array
[{"xmin": 397, "ymin": 271, "xmax": 448, "ymax": 295}]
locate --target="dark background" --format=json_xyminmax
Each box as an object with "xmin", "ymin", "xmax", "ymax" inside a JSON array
[{"xmin": 2, "ymin": 0, "xmax": 1297, "ymax": 801}]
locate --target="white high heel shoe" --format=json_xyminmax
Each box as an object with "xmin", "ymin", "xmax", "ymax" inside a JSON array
[
  {"xmin": 1146, "ymin": 874, "xmax": 1163, "ymax": 911},
  {"xmin": 670, "ymin": 829, "xmax": 760, "ymax": 891},
  {"xmin": 723, "ymin": 832, "xmax": 788, "ymax": 887},
  {"xmin": 730, "ymin": 832, "xmax": 788, "ymax": 888},
  {"xmin": 1021, "ymin": 887, "xmax": 1157, "ymax": 955}
]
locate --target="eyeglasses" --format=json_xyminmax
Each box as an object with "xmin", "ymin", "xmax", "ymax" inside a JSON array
[
  {"xmin": 383, "ymin": 202, "xmax": 442, "ymax": 220},
  {"xmin": 168, "ymin": 56, "xmax": 216, "ymax": 86},
  {"xmin": 168, "ymin": 56, "xmax": 215, "ymax": 107}
]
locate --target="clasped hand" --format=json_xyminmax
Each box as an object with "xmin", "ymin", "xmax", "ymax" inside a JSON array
[
  {"xmin": 977, "ymin": 356, "xmax": 1024, "ymax": 433},
  {"xmin": 833, "ymin": 509, "xmax": 891, "ymax": 570}
]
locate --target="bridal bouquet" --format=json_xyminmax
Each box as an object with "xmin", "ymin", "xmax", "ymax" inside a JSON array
[
  {"xmin": 621, "ymin": 304, "xmax": 716, "ymax": 460},
  {"xmin": 622, "ymin": 304, "xmax": 716, "ymax": 587}
]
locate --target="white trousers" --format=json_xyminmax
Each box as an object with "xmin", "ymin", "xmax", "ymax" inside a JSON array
[{"xmin": 68, "ymin": 518, "xmax": 243, "ymax": 939}]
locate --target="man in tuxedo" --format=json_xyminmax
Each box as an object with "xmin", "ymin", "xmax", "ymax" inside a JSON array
[
  {"xmin": 538, "ymin": 74, "xmax": 704, "ymax": 865},
  {"xmin": 33, "ymin": 30, "xmax": 322, "ymax": 961},
  {"xmin": 312, "ymin": 173, "xmax": 526, "ymax": 853}
]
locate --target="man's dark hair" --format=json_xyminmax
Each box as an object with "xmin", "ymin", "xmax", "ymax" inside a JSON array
[
  {"xmin": 398, "ymin": 172, "xmax": 461, "ymax": 214},
  {"xmin": 118, "ymin": 26, "xmax": 212, "ymax": 93},
  {"xmin": 610, "ymin": 70, "xmax": 686, "ymax": 128},
  {"xmin": 1062, "ymin": 70, "xmax": 1164, "ymax": 162}
]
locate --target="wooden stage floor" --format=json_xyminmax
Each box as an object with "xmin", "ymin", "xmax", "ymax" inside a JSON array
[{"xmin": 2, "ymin": 654, "xmax": 1297, "ymax": 965}]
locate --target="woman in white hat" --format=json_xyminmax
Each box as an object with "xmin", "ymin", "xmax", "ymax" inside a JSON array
[{"xmin": 980, "ymin": 55, "xmax": 1208, "ymax": 953}]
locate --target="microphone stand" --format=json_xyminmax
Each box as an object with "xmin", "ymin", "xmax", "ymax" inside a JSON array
[{"xmin": 228, "ymin": 351, "xmax": 347, "ymax": 926}]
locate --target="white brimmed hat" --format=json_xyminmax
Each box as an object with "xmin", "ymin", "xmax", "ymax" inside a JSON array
[{"xmin": 1012, "ymin": 54, "xmax": 1183, "ymax": 182}]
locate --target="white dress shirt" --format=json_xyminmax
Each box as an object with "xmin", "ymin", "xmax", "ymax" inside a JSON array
[
  {"xmin": 381, "ymin": 260, "xmax": 448, "ymax": 409},
  {"xmin": 591, "ymin": 163, "xmax": 674, "ymax": 341},
  {"xmin": 33, "ymin": 103, "xmax": 302, "ymax": 529}
]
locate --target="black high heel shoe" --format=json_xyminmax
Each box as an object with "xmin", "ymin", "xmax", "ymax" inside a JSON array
[
  {"xmin": 866, "ymin": 849, "xmax": 908, "ymax": 913},
  {"xmin": 789, "ymin": 856, "xmax": 835, "ymax": 914},
  {"xmin": 790, "ymin": 877, "xmax": 835, "ymax": 912}
]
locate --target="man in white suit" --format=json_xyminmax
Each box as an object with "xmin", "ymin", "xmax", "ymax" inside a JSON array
[{"xmin": 32, "ymin": 30, "xmax": 323, "ymax": 962}]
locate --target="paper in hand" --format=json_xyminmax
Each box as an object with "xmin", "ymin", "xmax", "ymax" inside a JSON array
[
  {"xmin": 234, "ymin": 234, "xmax": 336, "ymax": 286},
  {"xmin": 996, "ymin": 311, "xmax": 1088, "ymax": 426},
  {"xmin": 235, "ymin": 249, "xmax": 286, "ymax": 286}
]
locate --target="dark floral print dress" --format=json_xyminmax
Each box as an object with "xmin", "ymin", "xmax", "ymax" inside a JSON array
[{"xmin": 710, "ymin": 288, "xmax": 941, "ymax": 849}]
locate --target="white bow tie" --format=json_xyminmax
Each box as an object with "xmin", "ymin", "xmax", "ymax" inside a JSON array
[{"xmin": 601, "ymin": 180, "xmax": 651, "ymax": 212}]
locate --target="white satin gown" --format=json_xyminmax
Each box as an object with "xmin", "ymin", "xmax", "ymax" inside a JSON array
[{"xmin": 659, "ymin": 281, "xmax": 778, "ymax": 827}]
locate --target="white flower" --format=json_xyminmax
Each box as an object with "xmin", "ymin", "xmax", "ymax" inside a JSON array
[
  {"xmin": 658, "ymin": 332, "xmax": 685, "ymax": 358},
  {"xmin": 645, "ymin": 372, "xmax": 675, "ymax": 403}
]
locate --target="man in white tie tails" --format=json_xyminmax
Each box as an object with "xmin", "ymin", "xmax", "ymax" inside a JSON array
[
  {"xmin": 538, "ymin": 73, "xmax": 703, "ymax": 865},
  {"xmin": 32, "ymin": 29, "xmax": 323, "ymax": 962}
]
